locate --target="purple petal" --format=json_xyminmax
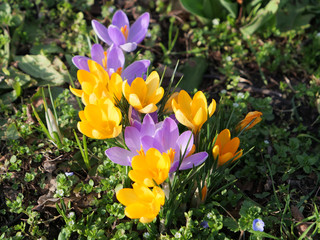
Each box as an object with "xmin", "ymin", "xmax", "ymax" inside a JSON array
[
  {"xmin": 107, "ymin": 44, "xmax": 125, "ymax": 71},
  {"xmin": 129, "ymin": 106, "xmax": 141, "ymax": 125},
  {"xmin": 91, "ymin": 44, "xmax": 105, "ymax": 67},
  {"xmin": 150, "ymin": 111, "xmax": 158, "ymax": 124},
  {"xmin": 176, "ymin": 131, "xmax": 194, "ymax": 157},
  {"xmin": 170, "ymin": 161, "xmax": 179, "ymax": 173},
  {"xmin": 72, "ymin": 56, "xmax": 90, "ymax": 71},
  {"xmin": 108, "ymin": 25, "xmax": 126, "ymax": 45},
  {"xmin": 120, "ymin": 42, "xmax": 137, "ymax": 52},
  {"xmin": 112, "ymin": 10, "xmax": 129, "ymax": 30},
  {"xmin": 155, "ymin": 118, "xmax": 179, "ymax": 151},
  {"xmin": 122, "ymin": 60, "xmax": 150, "ymax": 85},
  {"xmin": 179, "ymin": 152, "xmax": 208, "ymax": 170},
  {"xmin": 105, "ymin": 147, "xmax": 136, "ymax": 166},
  {"xmin": 141, "ymin": 114, "xmax": 156, "ymax": 137},
  {"xmin": 125, "ymin": 126, "xmax": 142, "ymax": 152},
  {"xmin": 92, "ymin": 20, "xmax": 113, "ymax": 45},
  {"xmin": 169, "ymin": 114, "xmax": 179, "ymax": 125},
  {"xmin": 141, "ymin": 136, "xmax": 165, "ymax": 153},
  {"xmin": 127, "ymin": 12, "xmax": 150, "ymax": 44}
]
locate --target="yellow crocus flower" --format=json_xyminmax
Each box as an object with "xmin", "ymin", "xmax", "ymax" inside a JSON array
[
  {"xmin": 116, "ymin": 183, "xmax": 165, "ymax": 223},
  {"xmin": 122, "ymin": 71, "xmax": 164, "ymax": 113},
  {"xmin": 172, "ymin": 90, "xmax": 216, "ymax": 134},
  {"xmin": 128, "ymin": 148, "xmax": 171, "ymax": 187},
  {"xmin": 212, "ymin": 129, "xmax": 242, "ymax": 166},
  {"xmin": 77, "ymin": 98, "xmax": 122, "ymax": 139},
  {"xmin": 70, "ymin": 60, "xmax": 122, "ymax": 105},
  {"xmin": 236, "ymin": 111, "xmax": 262, "ymax": 131}
]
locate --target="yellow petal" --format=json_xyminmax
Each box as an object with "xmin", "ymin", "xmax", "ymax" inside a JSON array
[
  {"xmin": 212, "ymin": 145, "xmax": 220, "ymax": 160},
  {"xmin": 208, "ymin": 99, "xmax": 216, "ymax": 117},
  {"xmin": 125, "ymin": 203, "xmax": 150, "ymax": 219},
  {"xmin": 139, "ymin": 103, "xmax": 157, "ymax": 114},
  {"xmin": 69, "ymin": 86, "xmax": 83, "ymax": 97},
  {"xmin": 145, "ymin": 71, "xmax": 160, "ymax": 98},
  {"xmin": 116, "ymin": 188, "xmax": 140, "ymax": 206},
  {"xmin": 218, "ymin": 152, "xmax": 234, "ymax": 166},
  {"xmin": 215, "ymin": 129, "xmax": 231, "ymax": 149},
  {"xmin": 174, "ymin": 109, "xmax": 195, "ymax": 131},
  {"xmin": 221, "ymin": 137, "xmax": 240, "ymax": 155}
]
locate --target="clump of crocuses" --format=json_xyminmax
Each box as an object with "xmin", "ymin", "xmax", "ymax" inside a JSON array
[{"xmin": 69, "ymin": 8, "xmax": 263, "ymax": 225}]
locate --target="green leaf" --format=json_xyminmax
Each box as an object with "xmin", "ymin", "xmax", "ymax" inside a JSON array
[
  {"xmin": 178, "ymin": 57, "xmax": 208, "ymax": 92},
  {"xmin": 14, "ymin": 55, "xmax": 68, "ymax": 86},
  {"xmin": 220, "ymin": 0, "xmax": 238, "ymax": 18},
  {"xmin": 223, "ymin": 217, "xmax": 239, "ymax": 232},
  {"xmin": 180, "ymin": 0, "xmax": 206, "ymax": 18},
  {"xmin": 240, "ymin": 0, "xmax": 280, "ymax": 36},
  {"xmin": 6, "ymin": 123, "xmax": 20, "ymax": 140}
]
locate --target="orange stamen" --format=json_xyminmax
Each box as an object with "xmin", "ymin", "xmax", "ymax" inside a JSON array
[
  {"xmin": 116, "ymin": 67, "xmax": 123, "ymax": 75},
  {"xmin": 167, "ymin": 148, "xmax": 176, "ymax": 164},
  {"xmin": 120, "ymin": 25, "xmax": 129, "ymax": 41},
  {"xmin": 136, "ymin": 145, "xmax": 145, "ymax": 156},
  {"xmin": 102, "ymin": 51, "xmax": 108, "ymax": 69}
]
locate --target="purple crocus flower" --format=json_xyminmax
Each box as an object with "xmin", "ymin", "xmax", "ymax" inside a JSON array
[
  {"xmin": 105, "ymin": 114, "xmax": 208, "ymax": 172},
  {"xmin": 92, "ymin": 10, "xmax": 150, "ymax": 52},
  {"xmin": 72, "ymin": 44, "xmax": 150, "ymax": 84}
]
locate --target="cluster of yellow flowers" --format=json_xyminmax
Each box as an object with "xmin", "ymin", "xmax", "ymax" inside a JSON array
[
  {"xmin": 70, "ymin": 58, "xmax": 263, "ymax": 222},
  {"xmin": 117, "ymin": 148, "xmax": 170, "ymax": 223}
]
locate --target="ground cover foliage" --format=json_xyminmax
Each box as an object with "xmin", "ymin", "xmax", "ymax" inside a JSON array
[{"xmin": 0, "ymin": 0, "xmax": 320, "ymax": 239}]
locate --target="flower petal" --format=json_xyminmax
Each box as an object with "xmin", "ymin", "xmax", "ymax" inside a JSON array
[
  {"xmin": 154, "ymin": 117, "xmax": 179, "ymax": 151},
  {"xmin": 107, "ymin": 44, "xmax": 125, "ymax": 71},
  {"xmin": 91, "ymin": 44, "xmax": 105, "ymax": 67},
  {"xmin": 72, "ymin": 56, "xmax": 90, "ymax": 71},
  {"xmin": 128, "ymin": 12, "xmax": 150, "ymax": 43},
  {"xmin": 108, "ymin": 25, "xmax": 126, "ymax": 45},
  {"xmin": 92, "ymin": 20, "xmax": 113, "ymax": 45},
  {"xmin": 120, "ymin": 42, "xmax": 137, "ymax": 52},
  {"xmin": 125, "ymin": 126, "xmax": 142, "ymax": 152},
  {"xmin": 105, "ymin": 147, "xmax": 135, "ymax": 166},
  {"xmin": 140, "ymin": 114, "xmax": 156, "ymax": 136},
  {"xmin": 112, "ymin": 10, "xmax": 129, "ymax": 30},
  {"xmin": 122, "ymin": 60, "xmax": 150, "ymax": 84},
  {"xmin": 179, "ymin": 152, "xmax": 208, "ymax": 170}
]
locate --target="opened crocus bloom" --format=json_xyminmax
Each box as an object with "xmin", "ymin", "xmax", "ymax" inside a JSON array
[
  {"xmin": 92, "ymin": 10, "xmax": 150, "ymax": 52},
  {"xmin": 172, "ymin": 90, "xmax": 216, "ymax": 135},
  {"xmin": 78, "ymin": 99, "xmax": 122, "ymax": 139},
  {"xmin": 212, "ymin": 129, "xmax": 242, "ymax": 166},
  {"xmin": 129, "ymin": 148, "xmax": 170, "ymax": 187},
  {"xmin": 72, "ymin": 44, "xmax": 150, "ymax": 84},
  {"xmin": 116, "ymin": 183, "xmax": 165, "ymax": 223},
  {"xmin": 236, "ymin": 111, "xmax": 262, "ymax": 131},
  {"xmin": 123, "ymin": 71, "xmax": 164, "ymax": 113},
  {"xmin": 105, "ymin": 114, "xmax": 208, "ymax": 171},
  {"xmin": 70, "ymin": 60, "xmax": 122, "ymax": 105}
]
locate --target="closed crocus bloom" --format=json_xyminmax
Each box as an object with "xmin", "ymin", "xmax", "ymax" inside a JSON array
[
  {"xmin": 78, "ymin": 99, "xmax": 122, "ymax": 139},
  {"xmin": 172, "ymin": 90, "xmax": 216, "ymax": 134},
  {"xmin": 212, "ymin": 129, "xmax": 242, "ymax": 166},
  {"xmin": 123, "ymin": 71, "xmax": 164, "ymax": 114},
  {"xmin": 163, "ymin": 92, "xmax": 179, "ymax": 114},
  {"xmin": 116, "ymin": 183, "xmax": 165, "ymax": 223},
  {"xmin": 128, "ymin": 148, "xmax": 170, "ymax": 187},
  {"xmin": 236, "ymin": 111, "xmax": 262, "ymax": 131},
  {"xmin": 70, "ymin": 60, "xmax": 122, "ymax": 105}
]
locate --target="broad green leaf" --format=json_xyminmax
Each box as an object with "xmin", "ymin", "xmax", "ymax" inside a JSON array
[
  {"xmin": 14, "ymin": 55, "xmax": 68, "ymax": 86},
  {"xmin": 0, "ymin": 90, "xmax": 18, "ymax": 104},
  {"xmin": 220, "ymin": 0, "xmax": 238, "ymax": 18},
  {"xmin": 180, "ymin": 0, "xmax": 206, "ymax": 18},
  {"xmin": 240, "ymin": 0, "xmax": 280, "ymax": 36},
  {"xmin": 6, "ymin": 122, "xmax": 20, "ymax": 140},
  {"xmin": 179, "ymin": 57, "xmax": 208, "ymax": 92},
  {"xmin": 0, "ymin": 66, "xmax": 34, "ymax": 90}
]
